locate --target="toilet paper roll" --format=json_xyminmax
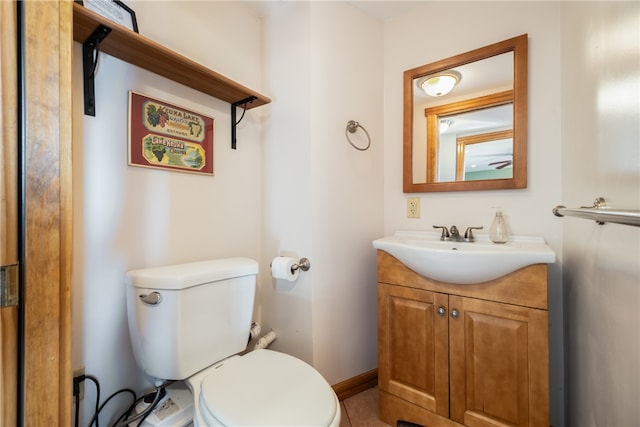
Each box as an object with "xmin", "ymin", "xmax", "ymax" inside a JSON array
[{"xmin": 271, "ymin": 257, "xmax": 300, "ymax": 282}]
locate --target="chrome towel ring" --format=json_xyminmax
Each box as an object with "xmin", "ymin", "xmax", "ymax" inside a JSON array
[{"xmin": 345, "ymin": 120, "xmax": 371, "ymax": 151}]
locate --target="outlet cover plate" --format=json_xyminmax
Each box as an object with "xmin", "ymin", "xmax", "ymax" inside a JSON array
[{"xmin": 407, "ymin": 198, "xmax": 420, "ymax": 218}]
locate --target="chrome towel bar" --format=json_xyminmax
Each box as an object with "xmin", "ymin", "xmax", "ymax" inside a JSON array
[{"xmin": 553, "ymin": 197, "xmax": 640, "ymax": 227}]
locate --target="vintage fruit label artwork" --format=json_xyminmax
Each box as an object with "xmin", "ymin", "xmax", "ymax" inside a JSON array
[{"xmin": 128, "ymin": 91, "xmax": 214, "ymax": 175}]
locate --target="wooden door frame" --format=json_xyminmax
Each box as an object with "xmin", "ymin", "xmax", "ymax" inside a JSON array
[
  {"xmin": 1, "ymin": 1, "xmax": 19, "ymax": 425},
  {"xmin": 20, "ymin": 1, "xmax": 72, "ymax": 425}
]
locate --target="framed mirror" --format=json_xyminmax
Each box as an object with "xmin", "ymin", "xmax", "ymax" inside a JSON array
[{"xmin": 403, "ymin": 34, "xmax": 528, "ymax": 193}]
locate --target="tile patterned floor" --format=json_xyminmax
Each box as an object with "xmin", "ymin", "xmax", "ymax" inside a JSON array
[{"xmin": 339, "ymin": 387, "xmax": 391, "ymax": 427}]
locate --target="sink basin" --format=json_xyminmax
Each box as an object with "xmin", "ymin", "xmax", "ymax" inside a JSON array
[{"xmin": 373, "ymin": 230, "xmax": 555, "ymax": 284}]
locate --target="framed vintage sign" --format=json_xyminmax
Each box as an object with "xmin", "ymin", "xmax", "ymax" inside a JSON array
[
  {"xmin": 128, "ymin": 92, "xmax": 214, "ymax": 175},
  {"xmin": 78, "ymin": 0, "xmax": 139, "ymax": 33}
]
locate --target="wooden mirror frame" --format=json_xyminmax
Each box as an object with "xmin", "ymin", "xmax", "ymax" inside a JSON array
[{"xmin": 403, "ymin": 34, "xmax": 528, "ymax": 193}]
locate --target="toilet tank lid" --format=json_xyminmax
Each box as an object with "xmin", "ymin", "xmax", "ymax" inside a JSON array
[{"xmin": 125, "ymin": 258, "xmax": 258, "ymax": 290}]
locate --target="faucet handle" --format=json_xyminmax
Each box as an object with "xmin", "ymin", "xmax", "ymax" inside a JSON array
[
  {"xmin": 432, "ymin": 225, "xmax": 450, "ymax": 241},
  {"xmin": 464, "ymin": 226, "xmax": 484, "ymax": 242}
]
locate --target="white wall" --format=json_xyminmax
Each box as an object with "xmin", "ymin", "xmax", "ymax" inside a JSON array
[
  {"xmin": 308, "ymin": 1, "xmax": 384, "ymax": 383},
  {"xmin": 560, "ymin": 2, "xmax": 640, "ymax": 426},
  {"xmin": 383, "ymin": 2, "xmax": 565, "ymax": 425},
  {"xmin": 260, "ymin": 1, "xmax": 384, "ymax": 384},
  {"xmin": 260, "ymin": 0, "xmax": 316, "ymax": 365},
  {"xmin": 72, "ymin": 1, "xmax": 265, "ymax": 424},
  {"xmin": 73, "ymin": 1, "xmax": 384, "ymax": 424}
]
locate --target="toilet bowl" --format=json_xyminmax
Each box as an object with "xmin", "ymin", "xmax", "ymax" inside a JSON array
[{"xmin": 186, "ymin": 350, "xmax": 340, "ymax": 426}]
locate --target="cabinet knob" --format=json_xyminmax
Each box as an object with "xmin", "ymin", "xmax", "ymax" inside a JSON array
[
  {"xmin": 437, "ymin": 306, "xmax": 446, "ymax": 317},
  {"xmin": 450, "ymin": 309, "xmax": 459, "ymax": 319}
]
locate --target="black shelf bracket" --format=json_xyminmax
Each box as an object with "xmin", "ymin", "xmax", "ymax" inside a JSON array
[
  {"xmin": 82, "ymin": 24, "xmax": 112, "ymax": 116},
  {"xmin": 231, "ymin": 96, "xmax": 257, "ymax": 149}
]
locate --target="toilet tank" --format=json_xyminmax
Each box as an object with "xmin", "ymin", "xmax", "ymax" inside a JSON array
[{"xmin": 125, "ymin": 258, "xmax": 258, "ymax": 381}]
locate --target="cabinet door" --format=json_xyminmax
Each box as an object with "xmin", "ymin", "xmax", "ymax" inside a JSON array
[
  {"xmin": 449, "ymin": 296, "xmax": 549, "ymax": 427},
  {"xmin": 378, "ymin": 283, "xmax": 449, "ymax": 417}
]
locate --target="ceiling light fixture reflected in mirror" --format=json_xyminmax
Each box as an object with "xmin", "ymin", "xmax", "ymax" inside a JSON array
[{"xmin": 417, "ymin": 71, "xmax": 461, "ymax": 97}]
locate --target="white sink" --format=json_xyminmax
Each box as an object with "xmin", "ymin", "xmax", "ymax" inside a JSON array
[{"xmin": 373, "ymin": 230, "xmax": 555, "ymax": 284}]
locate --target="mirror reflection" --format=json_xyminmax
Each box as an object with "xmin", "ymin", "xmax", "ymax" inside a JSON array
[
  {"xmin": 403, "ymin": 34, "xmax": 528, "ymax": 193},
  {"xmin": 418, "ymin": 88, "xmax": 514, "ymax": 183},
  {"xmin": 458, "ymin": 128, "xmax": 513, "ymax": 181}
]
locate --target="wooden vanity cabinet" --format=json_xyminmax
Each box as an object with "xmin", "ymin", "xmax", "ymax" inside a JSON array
[{"xmin": 377, "ymin": 251, "xmax": 549, "ymax": 427}]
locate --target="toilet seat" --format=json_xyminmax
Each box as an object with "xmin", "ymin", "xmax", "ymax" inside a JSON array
[{"xmin": 194, "ymin": 349, "xmax": 338, "ymax": 426}]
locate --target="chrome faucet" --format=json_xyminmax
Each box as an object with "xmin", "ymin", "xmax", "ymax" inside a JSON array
[
  {"xmin": 433, "ymin": 225, "xmax": 483, "ymax": 242},
  {"xmin": 448, "ymin": 226, "xmax": 465, "ymax": 242}
]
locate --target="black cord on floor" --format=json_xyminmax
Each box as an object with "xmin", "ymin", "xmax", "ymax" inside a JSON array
[
  {"xmin": 73, "ymin": 374, "xmax": 87, "ymax": 427},
  {"xmin": 112, "ymin": 387, "xmax": 166, "ymax": 427},
  {"xmin": 111, "ymin": 394, "xmax": 145, "ymax": 427},
  {"xmin": 74, "ymin": 383, "xmax": 81, "ymax": 427},
  {"xmin": 83, "ymin": 375, "xmax": 100, "ymax": 427},
  {"xmin": 88, "ymin": 388, "xmax": 136, "ymax": 427},
  {"xmin": 73, "ymin": 373, "xmax": 140, "ymax": 427},
  {"xmin": 73, "ymin": 373, "xmax": 175, "ymax": 427},
  {"xmin": 135, "ymin": 390, "xmax": 164, "ymax": 427}
]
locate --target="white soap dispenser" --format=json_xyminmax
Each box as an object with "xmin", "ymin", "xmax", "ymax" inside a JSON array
[{"xmin": 490, "ymin": 209, "xmax": 509, "ymax": 244}]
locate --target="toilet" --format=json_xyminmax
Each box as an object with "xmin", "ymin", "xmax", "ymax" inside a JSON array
[{"xmin": 125, "ymin": 258, "xmax": 340, "ymax": 426}]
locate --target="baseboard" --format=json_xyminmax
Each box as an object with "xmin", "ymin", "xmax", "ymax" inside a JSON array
[{"xmin": 332, "ymin": 368, "xmax": 378, "ymax": 401}]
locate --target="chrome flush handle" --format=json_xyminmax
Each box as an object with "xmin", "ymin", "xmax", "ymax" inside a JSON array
[{"xmin": 139, "ymin": 292, "xmax": 162, "ymax": 306}]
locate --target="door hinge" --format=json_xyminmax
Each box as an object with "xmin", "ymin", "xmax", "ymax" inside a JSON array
[{"xmin": 0, "ymin": 264, "xmax": 19, "ymax": 307}]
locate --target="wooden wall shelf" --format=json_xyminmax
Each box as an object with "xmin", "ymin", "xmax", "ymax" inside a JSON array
[
  {"xmin": 72, "ymin": 3, "xmax": 270, "ymax": 148},
  {"xmin": 72, "ymin": 2, "xmax": 270, "ymax": 111}
]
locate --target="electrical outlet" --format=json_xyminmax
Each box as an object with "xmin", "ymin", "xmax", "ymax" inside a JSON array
[
  {"xmin": 73, "ymin": 367, "xmax": 85, "ymax": 401},
  {"xmin": 407, "ymin": 198, "xmax": 420, "ymax": 218}
]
